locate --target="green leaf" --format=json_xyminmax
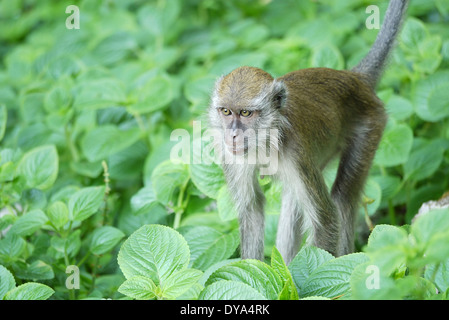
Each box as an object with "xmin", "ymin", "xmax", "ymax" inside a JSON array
[
  {"xmin": 68, "ymin": 186, "xmax": 105, "ymax": 222},
  {"xmin": 411, "ymin": 208, "xmax": 449, "ymax": 263},
  {"xmin": 271, "ymin": 247, "xmax": 299, "ymax": 300},
  {"xmin": 90, "ymin": 226, "xmax": 125, "ymax": 255},
  {"xmin": 216, "ymin": 186, "xmax": 238, "ymax": 221},
  {"xmin": 130, "ymin": 185, "xmax": 161, "ymax": 215},
  {"xmin": 350, "ymin": 262, "xmax": 402, "ymax": 300},
  {"xmin": 151, "ymin": 160, "xmax": 190, "ymax": 206},
  {"xmin": 206, "ymin": 259, "xmax": 283, "ymax": 300},
  {"xmin": 310, "ymin": 44, "xmax": 344, "ymax": 69},
  {"xmin": 0, "ymin": 104, "xmax": 6, "ymax": 142},
  {"xmin": 13, "ymin": 260, "xmax": 54, "ymax": 281},
  {"xmin": 161, "ymin": 268, "xmax": 203, "ymax": 299},
  {"xmin": 9, "ymin": 209, "xmax": 48, "ymax": 237},
  {"xmin": 190, "ymin": 154, "xmax": 225, "ymax": 199},
  {"xmin": 4, "ymin": 282, "xmax": 54, "ymax": 300},
  {"xmin": 44, "ymin": 85, "xmax": 72, "ymax": 113},
  {"xmin": 0, "ymin": 234, "xmax": 26, "ymax": 264},
  {"xmin": 73, "ymin": 78, "xmax": 126, "ymax": 110},
  {"xmin": 48, "ymin": 231, "xmax": 81, "ymax": 260},
  {"xmin": 374, "ymin": 122, "xmax": 413, "ymax": 167},
  {"xmin": 385, "ymin": 95, "xmax": 414, "ymax": 121},
  {"xmin": 17, "ymin": 145, "xmax": 58, "ymax": 190},
  {"xmin": 288, "ymin": 246, "xmax": 334, "ymax": 292},
  {"xmin": 0, "ymin": 265, "xmax": 15, "ymax": 299},
  {"xmin": 118, "ymin": 276, "xmax": 157, "ymax": 300},
  {"xmin": 424, "ymin": 259, "xmax": 449, "ymax": 293},
  {"xmin": 46, "ymin": 201, "xmax": 69, "ymax": 229},
  {"xmin": 128, "ymin": 75, "xmax": 175, "ymax": 114},
  {"xmin": 199, "ymin": 280, "xmax": 267, "ymax": 300},
  {"xmin": 365, "ymin": 224, "xmax": 408, "ymax": 275},
  {"xmin": 403, "ymin": 140, "xmax": 445, "ymax": 182},
  {"xmin": 184, "ymin": 227, "xmax": 239, "ymax": 271},
  {"xmin": 118, "ymin": 225, "xmax": 190, "ymax": 284},
  {"xmin": 299, "ymin": 253, "xmax": 369, "ymax": 299},
  {"xmin": 414, "ymin": 71, "xmax": 449, "ymax": 122},
  {"xmin": 81, "ymin": 125, "xmax": 141, "ymax": 162}
]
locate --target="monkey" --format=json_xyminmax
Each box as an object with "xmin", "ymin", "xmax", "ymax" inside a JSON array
[{"xmin": 208, "ymin": 0, "xmax": 409, "ymax": 264}]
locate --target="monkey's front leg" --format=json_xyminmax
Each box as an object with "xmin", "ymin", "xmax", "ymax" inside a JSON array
[{"xmin": 224, "ymin": 164, "xmax": 266, "ymax": 261}]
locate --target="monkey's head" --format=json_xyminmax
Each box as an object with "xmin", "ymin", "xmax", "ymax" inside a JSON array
[{"xmin": 209, "ymin": 66, "xmax": 287, "ymax": 156}]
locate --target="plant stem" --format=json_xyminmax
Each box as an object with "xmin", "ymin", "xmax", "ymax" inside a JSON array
[{"xmin": 173, "ymin": 178, "xmax": 190, "ymax": 229}]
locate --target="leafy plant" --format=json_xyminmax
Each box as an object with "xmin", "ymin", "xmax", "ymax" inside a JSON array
[{"xmin": 1, "ymin": 0, "xmax": 448, "ymax": 301}]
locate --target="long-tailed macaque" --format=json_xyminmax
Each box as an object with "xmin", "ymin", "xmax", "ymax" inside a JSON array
[{"xmin": 208, "ymin": 0, "xmax": 409, "ymax": 264}]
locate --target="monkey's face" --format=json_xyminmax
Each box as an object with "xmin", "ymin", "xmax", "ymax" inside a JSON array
[
  {"xmin": 208, "ymin": 66, "xmax": 288, "ymax": 158},
  {"xmin": 218, "ymin": 107, "xmax": 259, "ymax": 155}
]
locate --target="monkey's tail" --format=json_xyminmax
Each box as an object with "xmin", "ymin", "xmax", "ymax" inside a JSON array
[{"xmin": 352, "ymin": 0, "xmax": 409, "ymax": 87}]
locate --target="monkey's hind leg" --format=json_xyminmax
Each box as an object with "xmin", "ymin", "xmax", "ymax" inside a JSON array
[
  {"xmin": 331, "ymin": 116, "xmax": 386, "ymax": 256},
  {"xmin": 275, "ymin": 187, "xmax": 303, "ymax": 265}
]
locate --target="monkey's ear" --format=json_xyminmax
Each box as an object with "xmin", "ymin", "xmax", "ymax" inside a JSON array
[{"xmin": 272, "ymin": 80, "xmax": 287, "ymax": 109}]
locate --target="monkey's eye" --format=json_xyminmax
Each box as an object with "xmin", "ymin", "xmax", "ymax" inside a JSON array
[
  {"xmin": 240, "ymin": 110, "xmax": 252, "ymax": 117},
  {"xmin": 221, "ymin": 108, "xmax": 232, "ymax": 116}
]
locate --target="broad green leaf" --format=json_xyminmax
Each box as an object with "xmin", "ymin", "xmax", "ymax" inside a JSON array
[
  {"xmin": 184, "ymin": 75, "xmax": 216, "ymax": 106},
  {"xmin": 271, "ymin": 247, "xmax": 299, "ymax": 300},
  {"xmin": 0, "ymin": 104, "xmax": 6, "ymax": 142},
  {"xmin": 216, "ymin": 186, "xmax": 238, "ymax": 221},
  {"xmin": 374, "ymin": 122, "xmax": 413, "ymax": 167},
  {"xmin": 128, "ymin": 75, "xmax": 174, "ymax": 114},
  {"xmin": 118, "ymin": 276, "xmax": 157, "ymax": 300},
  {"xmin": 13, "ymin": 260, "xmax": 54, "ymax": 281},
  {"xmin": 0, "ymin": 265, "xmax": 15, "ymax": 299},
  {"xmin": 411, "ymin": 208, "xmax": 449, "ymax": 245},
  {"xmin": 0, "ymin": 234, "xmax": 26, "ymax": 264},
  {"xmin": 118, "ymin": 224, "xmax": 190, "ymax": 284},
  {"xmin": 151, "ymin": 160, "xmax": 189, "ymax": 206},
  {"xmin": 48, "ymin": 231, "xmax": 81, "ymax": 260},
  {"xmin": 161, "ymin": 268, "xmax": 203, "ymax": 299},
  {"xmin": 73, "ymin": 78, "xmax": 126, "ymax": 110},
  {"xmin": 46, "ymin": 201, "xmax": 69, "ymax": 229},
  {"xmin": 68, "ymin": 186, "xmax": 105, "ymax": 222},
  {"xmin": 184, "ymin": 227, "xmax": 239, "ymax": 271},
  {"xmin": 365, "ymin": 224, "xmax": 408, "ymax": 275},
  {"xmin": 299, "ymin": 253, "xmax": 369, "ymax": 299},
  {"xmin": 310, "ymin": 44, "xmax": 344, "ymax": 69},
  {"xmin": 81, "ymin": 125, "xmax": 141, "ymax": 162},
  {"xmin": 4, "ymin": 282, "xmax": 54, "ymax": 300},
  {"xmin": 9, "ymin": 209, "xmax": 48, "ymax": 237},
  {"xmin": 288, "ymin": 246, "xmax": 334, "ymax": 292},
  {"xmin": 424, "ymin": 259, "xmax": 449, "ymax": 293},
  {"xmin": 44, "ymin": 86, "xmax": 72, "ymax": 113},
  {"xmin": 190, "ymin": 151, "xmax": 225, "ymax": 199},
  {"xmin": 385, "ymin": 95, "xmax": 414, "ymax": 121},
  {"xmin": 206, "ymin": 259, "xmax": 283, "ymax": 300},
  {"xmin": 90, "ymin": 226, "xmax": 125, "ymax": 255},
  {"xmin": 17, "ymin": 145, "xmax": 58, "ymax": 190},
  {"xmin": 130, "ymin": 185, "xmax": 160, "ymax": 215},
  {"xmin": 414, "ymin": 71, "xmax": 449, "ymax": 122},
  {"xmin": 350, "ymin": 262, "xmax": 402, "ymax": 300},
  {"xmin": 199, "ymin": 280, "xmax": 267, "ymax": 300},
  {"xmin": 403, "ymin": 141, "xmax": 445, "ymax": 182},
  {"xmin": 411, "ymin": 208, "xmax": 449, "ymax": 263}
]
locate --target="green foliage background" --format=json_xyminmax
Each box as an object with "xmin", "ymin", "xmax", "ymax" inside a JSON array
[{"xmin": 1, "ymin": 0, "xmax": 449, "ymax": 300}]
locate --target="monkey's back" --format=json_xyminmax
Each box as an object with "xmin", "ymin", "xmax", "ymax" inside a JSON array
[{"xmin": 277, "ymin": 68, "xmax": 384, "ymax": 161}]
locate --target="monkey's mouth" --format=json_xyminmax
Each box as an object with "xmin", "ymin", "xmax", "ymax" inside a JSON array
[{"xmin": 226, "ymin": 144, "xmax": 247, "ymax": 155}]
